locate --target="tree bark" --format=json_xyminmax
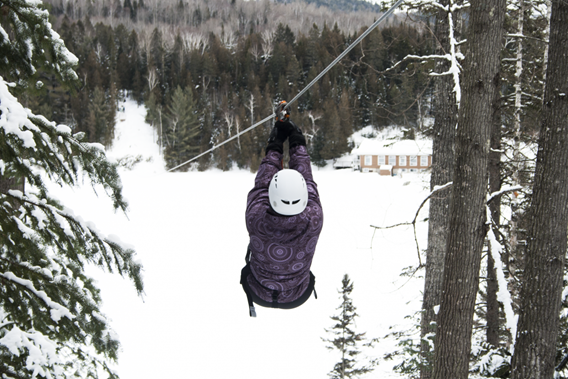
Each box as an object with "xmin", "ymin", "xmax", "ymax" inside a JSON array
[
  {"xmin": 420, "ymin": 2, "xmax": 457, "ymax": 378},
  {"xmin": 486, "ymin": 246, "xmax": 500, "ymax": 346},
  {"xmin": 431, "ymin": 1, "xmax": 505, "ymax": 378},
  {"xmin": 0, "ymin": 177, "xmax": 24, "ymax": 194},
  {"xmin": 486, "ymin": 72, "xmax": 503, "ymax": 348},
  {"xmin": 510, "ymin": 1, "xmax": 568, "ymax": 378}
]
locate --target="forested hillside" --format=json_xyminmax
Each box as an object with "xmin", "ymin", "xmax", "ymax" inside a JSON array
[
  {"xmin": 275, "ymin": 0, "xmax": 382, "ymax": 12},
  {"xmin": 30, "ymin": 0, "xmax": 433, "ymax": 170}
]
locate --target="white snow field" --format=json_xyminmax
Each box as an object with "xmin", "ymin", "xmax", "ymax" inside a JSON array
[{"xmin": 48, "ymin": 99, "xmax": 431, "ymax": 379}]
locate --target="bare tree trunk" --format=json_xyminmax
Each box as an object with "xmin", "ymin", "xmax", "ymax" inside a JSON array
[
  {"xmin": 510, "ymin": 1, "xmax": 568, "ymax": 378},
  {"xmin": 432, "ymin": 1, "xmax": 505, "ymax": 378},
  {"xmin": 486, "ymin": 85, "xmax": 503, "ymax": 348},
  {"xmin": 509, "ymin": 0, "xmax": 525, "ymax": 288},
  {"xmin": 420, "ymin": 2, "xmax": 458, "ymax": 378},
  {"xmin": 541, "ymin": 0, "xmax": 553, "ymax": 100},
  {"xmin": 486, "ymin": 246, "xmax": 500, "ymax": 346}
]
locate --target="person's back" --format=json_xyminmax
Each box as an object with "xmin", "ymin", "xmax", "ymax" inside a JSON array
[{"xmin": 240, "ymin": 106, "xmax": 323, "ymax": 316}]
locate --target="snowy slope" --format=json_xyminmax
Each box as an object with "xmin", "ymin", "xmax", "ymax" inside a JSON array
[{"xmin": 47, "ymin": 99, "xmax": 430, "ymax": 379}]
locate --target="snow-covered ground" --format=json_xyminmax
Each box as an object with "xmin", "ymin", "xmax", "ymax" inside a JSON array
[{"xmin": 48, "ymin": 99, "xmax": 431, "ymax": 379}]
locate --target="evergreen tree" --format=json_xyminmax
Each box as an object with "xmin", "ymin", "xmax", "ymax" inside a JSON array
[
  {"xmin": 319, "ymin": 97, "xmax": 349, "ymax": 160},
  {"xmin": 86, "ymin": 86, "xmax": 112, "ymax": 144},
  {"xmin": 323, "ymin": 274, "xmax": 376, "ymax": 379},
  {"xmin": 274, "ymin": 23, "xmax": 295, "ymax": 47},
  {"xmin": 163, "ymin": 85, "xmax": 201, "ymax": 169},
  {"xmin": 0, "ymin": 1, "xmax": 143, "ymax": 377}
]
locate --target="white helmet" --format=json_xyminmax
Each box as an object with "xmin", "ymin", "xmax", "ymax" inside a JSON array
[{"xmin": 268, "ymin": 169, "xmax": 308, "ymax": 216}]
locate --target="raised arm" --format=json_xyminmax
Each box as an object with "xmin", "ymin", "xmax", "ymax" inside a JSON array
[
  {"xmin": 287, "ymin": 121, "xmax": 313, "ymax": 183},
  {"xmin": 247, "ymin": 118, "xmax": 288, "ymax": 210},
  {"xmin": 286, "ymin": 122, "xmax": 320, "ymax": 207},
  {"xmin": 253, "ymin": 150, "xmax": 282, "ymax": 190},
  {"xmin": 289, "ymin": 145, "xmax": 314, "ymax": 183}
]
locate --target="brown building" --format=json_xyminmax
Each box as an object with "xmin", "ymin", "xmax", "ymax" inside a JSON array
[{"xmin": 351, "ymin": 139, "xmax": 433, "ymax": 176}]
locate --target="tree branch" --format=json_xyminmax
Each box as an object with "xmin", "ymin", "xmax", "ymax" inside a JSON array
[{"xmin": 370, "ymin": 181, "xmax": 453, "ymax": 266}]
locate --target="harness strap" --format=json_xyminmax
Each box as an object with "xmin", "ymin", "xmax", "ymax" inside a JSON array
[
  {"xmin": 240, "ymin": 264, "xmax": 257, "ymax": 317},
  {"xmin": 272, "ymin": 290, "xmax": 279, "ymax": 308},
  {"xmin": 313, "ymin": 284, "xmax": 317, "ymax": 299}
]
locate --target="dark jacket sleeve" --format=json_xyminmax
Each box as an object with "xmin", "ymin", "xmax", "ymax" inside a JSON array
[
  {"xmin": 246, "ymin": 150, "xmax": 283, "ymax": 213},
  {"xmin": 289, "ymin": 145, "xmax": 320, "ymax": 206}
]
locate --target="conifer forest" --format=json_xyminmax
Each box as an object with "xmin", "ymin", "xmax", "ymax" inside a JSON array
[
  {"xmin": 24, "ymin": 0, "xmax": 434, "ymax": 170},
  {"xmin": 2, "ymin": 0, "xmax": 568, "ymax": 378}
]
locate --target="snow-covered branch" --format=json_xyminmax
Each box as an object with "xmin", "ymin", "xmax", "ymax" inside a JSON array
[
  {"xmin": 487, "ymin": 185, "xmax": 523, "ymax": 205},
  {"xmin": 0, "ymin": 271, "xmax": 75, "ymax": 322},
  {"xmin": 3, "ymin": 189, "xmax": 142, "ymax": 291}
]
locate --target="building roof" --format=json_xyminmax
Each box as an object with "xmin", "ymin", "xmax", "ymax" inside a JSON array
[{"xmin": 352, "ymin": 139, "xmax": 433, "ymax": 156}]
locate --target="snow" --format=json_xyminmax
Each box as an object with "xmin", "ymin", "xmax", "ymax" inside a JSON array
[
  {"xmin": 352, "ymin": 138, "xmax": 432, "ymax": 156},
  {"xmin": 0, "ymin": 272, "xmax": 75, "ymax": 323},
  {"xmin": 45, "ymin": 99, "xmax": 432, "ymax": 378},
  {"xmin": 0, "ymin": 76, "xmax": 39, "ymax": 148},
  {"xmin": 487, "ymin": 217, "xmax": 518, "ymax": 354},
  {"xmin": 0, "ymin": 326, "xmax": 61, "ymax": 376}
]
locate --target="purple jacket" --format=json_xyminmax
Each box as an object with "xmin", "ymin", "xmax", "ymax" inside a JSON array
[{"xmin": 245, "ymin": 145, "xmax": 324, "ymax": 304}]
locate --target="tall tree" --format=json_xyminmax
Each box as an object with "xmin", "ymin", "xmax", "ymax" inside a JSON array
[
  {"xmin": 419, "ymin": 2, "xmax": 459, "ymax": 377},
  {"xmin": 323, "ymin": 274, "xmax": 375, "ymax": 379},
  {"xmin": 164, "ymin": 85, "xmax": 201, "ymax": 169},
  {"xmin": 0, "ymin": 1, "xmax": 143, "ymax": 377},
  {"xmin": 86, "ymin": 86, "xmax": 113, "ymax": 146},
  {"xmin": 510, "ymin": 1, "xmax": 568, "ymax": 378},
  {"xmin": 431, "ymin": 1, "xmax": 506, "ymax": 378}
]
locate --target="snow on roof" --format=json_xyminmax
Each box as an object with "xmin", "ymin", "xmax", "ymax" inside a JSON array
[{"xmin": 352, "ymin": 138, "xmax": 432, "ymax": 156}]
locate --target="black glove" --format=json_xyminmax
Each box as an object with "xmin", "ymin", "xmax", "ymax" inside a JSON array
[
  {"xmin": 266, "ymin": 120, "xmax": 294, "ymax": 154},
  {"xmin": 288, "ymin": 121, "xmax": 306, "ymax": 149}
]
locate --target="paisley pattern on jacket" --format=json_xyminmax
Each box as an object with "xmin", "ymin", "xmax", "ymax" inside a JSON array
[{"xmin": 245, "ymin": 145, "xmax": 323, "ymax": 304}]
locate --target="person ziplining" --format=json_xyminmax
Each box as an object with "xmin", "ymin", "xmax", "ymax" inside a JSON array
[
  {"xmin": 161, "ymin": 0, "xmax": 404, "ymax": 317},
  {"xmin": 240, "ymin": 102, "xmax": 323, "ymax": 317}
]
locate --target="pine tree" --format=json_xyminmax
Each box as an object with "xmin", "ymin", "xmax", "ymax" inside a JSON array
[
  {"xmin": 0, "ymin": 1, "xmax": 143, "ymax": 377},
  {"xmin": 323, "ymin": 274, "xmax": 376, "ymax": 379},
  {"xmin": 86, "ymin": 86, "xmax": 113, "ymax": 146},
  {"xmin": 163, "ymin": 85, "xmax": 201, "ymax": 169},
  {"xmin": 319, "ymin": 98, "xmax": 349, "ymax": 160}
]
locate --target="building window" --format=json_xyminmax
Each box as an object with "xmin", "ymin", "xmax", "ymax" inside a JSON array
[
  {"xmin": 399, "ymin": 156, "xmax": 407, "ymax": 166},
  {"xmin": 420, "ymin": 156, "xmax": 428, "ymax": 167},
  {"xmin": 410, "ymin": 156, "xmax": 417, "ymax": 166},
  {"xmin": 364, "ymin": 155, "xmax": 372, "ymax": 166},
  {"xmin": 389, "ymin": 155, "xmax": 397, "ymax": 165},
  {"xmin": 378, "ymin": 155, "xmax": 385, "ymax": 165}
]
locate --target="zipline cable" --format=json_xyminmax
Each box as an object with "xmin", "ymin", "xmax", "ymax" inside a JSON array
[
  {"xmin": 168, "ymin": 113, "xmax": 275, "ymax": 172},
  {"xmin": 283, "ymin": 0, "xmax": 404, "ymax": 111},
  {"xmin": 168, "ymin": 0, "xmax": 404, "ymax": 172}
]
